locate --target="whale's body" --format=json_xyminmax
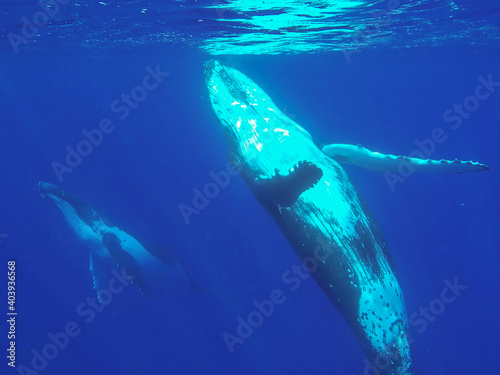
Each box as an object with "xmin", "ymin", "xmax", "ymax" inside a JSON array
[
  {"xmin": 39, "ymin": 182, "xmax": 191, "ymax": 301},
  {"xmin": 205, "ymin": 61, "xmax": 488, "ymax": 374}
]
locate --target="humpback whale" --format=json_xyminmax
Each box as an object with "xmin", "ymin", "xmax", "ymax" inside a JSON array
[
  {"xmin": 204, "ymin": 61, "xmax": 489, "ymax": 374},
  {"xmin": 38, "ymin": 182, "xmax": 192, "ymax": 301}
]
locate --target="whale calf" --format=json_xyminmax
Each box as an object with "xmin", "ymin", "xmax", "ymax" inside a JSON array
[
  {"xmin": 204, "ymin": 61, "xmax": 489, "ymax": 374},
  {"xmin": 39, "ymin": 182, "xmax": 192, "ymax": 301}
]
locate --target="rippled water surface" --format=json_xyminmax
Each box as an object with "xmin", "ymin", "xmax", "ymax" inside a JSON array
[
  {"xmin": 2, "ymin": 0, "xmax": 499, "ymax": 55},
  {"xmin": 1, "ymin": 2, "xmax": 499, "ymax": 375}
]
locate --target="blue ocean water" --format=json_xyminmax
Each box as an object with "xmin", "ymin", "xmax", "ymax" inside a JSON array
[{"xmin": 1, "ymin": 1, "xmax": 499, "ymax": 374}]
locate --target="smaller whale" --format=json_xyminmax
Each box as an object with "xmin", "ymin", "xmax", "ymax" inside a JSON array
[{"xmin": 39, "ymin": 182, "xmax": 192, "ymax": 301}]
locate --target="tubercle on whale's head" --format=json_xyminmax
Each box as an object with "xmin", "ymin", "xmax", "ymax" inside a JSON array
[{"xmin": 204, "ymin": 60, "xmax": 318, "ymax": 179}]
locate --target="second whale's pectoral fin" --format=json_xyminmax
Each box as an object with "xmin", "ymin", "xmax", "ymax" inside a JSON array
[
  {"xmin": 101, "ymin": 232, "xmax": 152, "ymax": 297},
  {"xmin": 322, "ymin": 143, "xmax": 490, "ymax": 173},
  {"xmin": 253, "ymin": 161, "xmax": 323, "ymax": 207},
  {"xmin": 90, "ymin": 253, "xmax": 109, "ymax": 303}
]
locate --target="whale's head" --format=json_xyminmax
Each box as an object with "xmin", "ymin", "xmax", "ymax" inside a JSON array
[
  {"xmin": 39, "ymin": 182, "xmax": 74, "ymax": 211},
  {"xmin": 38, "ymin": 182, "xmax": 96, "ymax": 230},
  {"xmin": 39, "ymin": 182, "xmax": 64, "ymax": 199},
  {"xmin": 205, "ymin": 60, "xmax": 323, "ymax": 185}
]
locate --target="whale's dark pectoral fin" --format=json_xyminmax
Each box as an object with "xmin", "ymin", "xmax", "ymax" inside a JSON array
[
  {"xmin": 89, "ymin": 253, "xmax": 109, "ymax": 303},
  {"xmin": 254, "ymin": 161, "xmax": 323, "ymax": 207},
  {"xmin": 322, "ymin": 143, "xmax": 490, "ymax": 173},
  {"xmin": 102, "ymin": 232, "xmax": 153, "ymax": 297}
]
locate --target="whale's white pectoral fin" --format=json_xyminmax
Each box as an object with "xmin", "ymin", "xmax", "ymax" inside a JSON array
[
  {"xmin": 322, "ymin": 143, "xmax": 490, "ymax": 174},
  {"xmin": 89, "ymin": 253, "xmax": 108, "ymax": 303}
]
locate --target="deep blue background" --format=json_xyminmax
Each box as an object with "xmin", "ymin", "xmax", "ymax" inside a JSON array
[{"xmin": 1, "ymin": 41, "xmax": 499, "ymax": 375}]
